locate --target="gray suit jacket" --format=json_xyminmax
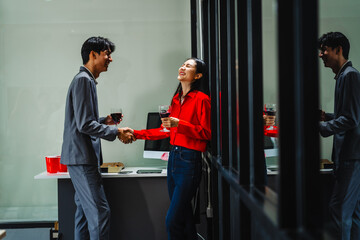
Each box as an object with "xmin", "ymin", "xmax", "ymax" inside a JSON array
[
  {"xmin": 320, "ymin": 61, "xmax": 360, "ymax": 168},
  {"xmin": 61, "ymin": 66, "xmax": 118, "ymax": 166}
]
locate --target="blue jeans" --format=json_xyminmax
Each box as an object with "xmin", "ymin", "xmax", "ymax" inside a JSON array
[
  {"xmin": 68, "ymin": 165, "xmax": 111, "ymax": 240},
  {"xmin": 166, "ymin": 146, "xmax": 202, "ymax": 240}
]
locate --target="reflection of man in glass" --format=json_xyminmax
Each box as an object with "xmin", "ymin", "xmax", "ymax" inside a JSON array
[{"xmin": 318, "ymin": 32, "xmax": 360, "ymax": 240}]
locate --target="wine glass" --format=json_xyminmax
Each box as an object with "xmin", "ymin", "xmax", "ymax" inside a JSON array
[
  {"xmin": 110, "ymin": 108, "xmax": 123, "ymax": 126},
  {"xmin": 159, "ymin": 105, "xmax": 171, "ymax": 132},
  {"xmin": 264, "ymin": 103, "xmax": 277, "ymax": 130}
]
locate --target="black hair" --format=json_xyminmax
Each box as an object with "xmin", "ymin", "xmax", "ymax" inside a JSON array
[
  {"xmin": 81, "ymin": 36, "xmax": 116, "ymax": 64},
  {"xmin": 318, "ymin": 32, "xmax": 350, "ymax": 59},
  {"xmin": 172, "ymin": 58, "xmax": 208, "ymax": 101}
]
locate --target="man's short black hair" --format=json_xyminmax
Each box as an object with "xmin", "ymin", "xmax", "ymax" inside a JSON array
[
  {"xmin": 318, "ymin": 32, "xmax": 350, "ymax": 59},
  {"xmin": 81, "ymin": 36, "xmax": 115, "ymax": 64}
]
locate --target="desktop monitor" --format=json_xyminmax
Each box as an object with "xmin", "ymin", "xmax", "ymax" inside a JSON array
[
  {"xmin": 264, "ymin": 135, "xmax": 279, "ymax": 171},
  {"xmin": 264, "ymin": 135, "xmax": 278, "ymax": 157},
  {"xmin": 143, "ymin": 112, "xmax": 171, "ymax": 159}
]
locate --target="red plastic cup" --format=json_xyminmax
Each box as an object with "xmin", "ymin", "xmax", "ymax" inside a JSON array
[
  {"xmin": 58, "ymin": 156, "xmax": 68, "ymax": 172},
  {"xmin": 45, "ymin": 156, "xmax": 60, "ymax": 173},
  {"xmin": 59, "ymin": 164, "xmax": 67, "ymax": 172}
]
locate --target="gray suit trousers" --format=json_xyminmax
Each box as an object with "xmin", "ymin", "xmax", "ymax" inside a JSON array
[
  {"xmin": 68, "ymin": 165, "xmax": 110, "ymax": 240},
  {"xmin": 329, "ymin": 160, "xmax": 360, "ymax": 240}
]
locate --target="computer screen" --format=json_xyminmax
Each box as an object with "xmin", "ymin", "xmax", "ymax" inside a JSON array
[
  {"xmin": 143, "ymin": 112, "xmax": 171, "ymax": 159},
  {"xmin": 264, "ymin": 135, "xmax": 278, "ymax": 157},
  {"xmin": 264, "ymin": 135, "xmax": 279, "ymax": 171}
]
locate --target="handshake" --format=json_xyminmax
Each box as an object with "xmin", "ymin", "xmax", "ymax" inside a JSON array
[
  {"xmin": 117, "ymin": 127, "xmax": 136, "ymax": 144},
  {"xmin": 105, "ymin": 114, "xmax": 136, "ymax": 144}
]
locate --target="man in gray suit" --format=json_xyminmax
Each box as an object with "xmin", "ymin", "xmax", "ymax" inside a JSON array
[
  {"xmin": 61, "ymin": 36, "xmax": 134, "ymax": 240},
  {"xmin": 319, "ymin": 32, "xmax": 360, "ymax": 240}
]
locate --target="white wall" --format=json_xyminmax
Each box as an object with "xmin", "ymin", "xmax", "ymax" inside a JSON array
[{"xmin": 0, "ymin": 0, "xmax": 191, "ymax": 219}]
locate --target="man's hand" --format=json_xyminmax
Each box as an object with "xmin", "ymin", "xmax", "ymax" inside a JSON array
[
  {"xmin": 319, "ymin": 110, "xmax": 326, "ymax": 121},
  {"xmin": 104, "ymin": 115, "xmax": 115, "ymax": 125},
  {"xmin": 118, "ymin": 128, "xmax": 136, "ymax": 144},
  {"xmin": 105, "ymin": 114, "xmax": 123, "ymax": 125},
  {"xmin": 161, "ymin": 117, "xmax": 179, "ymax": 128}
]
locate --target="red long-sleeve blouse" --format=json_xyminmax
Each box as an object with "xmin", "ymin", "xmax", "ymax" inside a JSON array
[
  {"xmin": 133, "ymin": 90, "xmax": 211, "ymax": 152},
  {"xmin": 263, "ymin": 112, "xmax": 278, "ymax": 137}
]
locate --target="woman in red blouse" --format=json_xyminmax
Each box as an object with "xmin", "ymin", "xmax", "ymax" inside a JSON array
[{"xmin": 128, "ymin": 58, "xmax": 211, "ymax": 240}]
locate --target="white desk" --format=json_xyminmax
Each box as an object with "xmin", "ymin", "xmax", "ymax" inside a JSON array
[
  {"xmin": 34, "ymin": 167, "xmax": 167, "ymax": 179},
  {"xmin": 266, "ymin": 168, "xmax": 333, "ymax": 176},
  {"xmin": 35, "ymin": 167, "xmax": 169, "ymax": 240}
]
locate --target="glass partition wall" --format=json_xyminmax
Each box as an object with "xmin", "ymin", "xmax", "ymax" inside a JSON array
[{"xmin": 194, "ymin": 0, "xmax": 323, "ymax": 239}]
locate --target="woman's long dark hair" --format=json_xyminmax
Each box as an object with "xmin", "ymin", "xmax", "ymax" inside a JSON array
[{"xmin": 172, "ymin": 58, "xmax": 208, "ymax": 101}]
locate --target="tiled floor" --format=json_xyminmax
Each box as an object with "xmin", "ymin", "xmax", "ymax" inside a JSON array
[
  {"xmin": 4, "ymin": 228, "xmax": 50, "ymax": 240},
  {"xmin": 0, "ymin": 206, "xmax": 57, "ymax": 240},
  {"xmin": 0, "ymin": 206, "xmax": 57, "ymax": 223}
]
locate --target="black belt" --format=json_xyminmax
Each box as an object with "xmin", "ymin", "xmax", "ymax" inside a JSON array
[{"xmin": 170, "ymin": 145, "xmax": 200, "ymax": 153}]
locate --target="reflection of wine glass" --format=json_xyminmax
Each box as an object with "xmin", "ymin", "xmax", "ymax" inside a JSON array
[
  {"xmin": 110, "ymin": 108, "xmax": 123, "ymax": 126},
  {"xmin": 159, "ymin": 105, "xmax": 171, "ymax": 132},
  {"xmin": 264, "ymin": 103, "xmax": 277, "ymax": 130}
]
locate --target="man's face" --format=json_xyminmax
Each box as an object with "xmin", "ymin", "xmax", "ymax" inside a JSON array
[
  {"xmin": 319, "ymin": 45, "xmax": 338, "ymax": 69},
  {"xmin": 94, "ymin": 49, "xmax": 113, "ymax": 73}
]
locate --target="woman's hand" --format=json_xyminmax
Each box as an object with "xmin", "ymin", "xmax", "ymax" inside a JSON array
[{"xmin": 161, "ymin": 117, "xmax": 179, "ymax": 128}]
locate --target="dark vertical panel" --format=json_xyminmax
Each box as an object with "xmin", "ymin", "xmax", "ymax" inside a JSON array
[
  {"xmin": 191, "ymin": 0, "xmax": 197, "ymax": 57},
  {"xmin": 219, "ymin": 0, "xmax": 231, "ymax": 238},
  {"xmin": 233, "ymin": 0, "xmax": 241, "ymax": 176},
  {"xmin": 238, "ymin": 0, "xmax": 250, "ymax": 186},
  {"xmin": 299, "ymin": 0, "xmax": 322, "ymax": 236},
  {"xmin": 199, "ymin": 0, "xmax": 210, "ymax": 96},
  {"xmin": 277, "ymin": 0, "xmax": 297, "ymax": 229},
  {"xmin": 219, "ymin": 0, "xmax": 229, "ymax": 167},
  {"xmin": 230, "ymin": 189, "xmax": 240, "ymax": 239},
  {"xmin": 207, "ymin": 0, "xmax": 221, "ymax": 238},
  {"xmin": 226, "ymin": 0, "xmax": 238, "ymax": 172},
  {"xmin": 203, "ymin": 0, "xmax": 209, "ymax": 80},
  {"xmin": 218, "ymin": 176, "xmax": 230, "ymax": 240},
  {"xmin": 218, "ymin": 0, "xmax": 230, "ymax": 238},
  {"xmin": 209, "ymin": 0, "xmax": 220, "ymax": 157},
  {"xmin": 211, "ymin": 164, "xmax": 219, "ymax": 240},
  {"xmin": 278, "ymin": 0, "xmax": 321, "ymax": 237},
  {"xmin": 246, "ymin": 0, "xmax": 255, "ymax": 186},
  {"xmin": 239, "ymin": 201, "xmax": 251, "ymax": 240},
  {"xmin": 237, "ymin": 0, "xmax": 252, "ymax": 237},
  {"xmin": 247, "ymin": 0, "xmax": 265, "ymax": 187}
]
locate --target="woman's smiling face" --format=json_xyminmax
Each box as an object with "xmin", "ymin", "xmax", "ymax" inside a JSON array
[{"xmin": 177, "ymin": 59, "xmax": 198, "ymax": 83}]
